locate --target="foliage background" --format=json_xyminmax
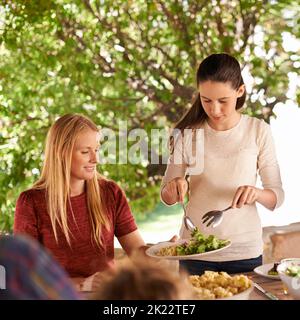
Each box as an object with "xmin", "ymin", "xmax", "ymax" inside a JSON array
[{"xmin": 0, "ymin": 0, "xmax": 299, "ymax": 231}]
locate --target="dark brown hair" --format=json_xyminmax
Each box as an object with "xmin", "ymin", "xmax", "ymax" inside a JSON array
[{"xmin": 175, "ymin": 53, "xmax": 246, "ymax": 131}]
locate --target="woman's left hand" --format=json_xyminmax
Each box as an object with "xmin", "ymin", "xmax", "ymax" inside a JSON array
[
  {"xmin": 168, "ymin": 235, "xmax": 179, "ymax": 242},
  {"xmin": 231, "ymin": 185, "xmax": 261, "ymax": 208},
  {"xmin": 132, "ymin": 235, "xmax": 179, "ymax": 260}
]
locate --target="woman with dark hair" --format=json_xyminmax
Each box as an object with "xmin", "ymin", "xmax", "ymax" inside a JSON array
[{"xmin": 161, "ymin": 53, "xmax": 284, "ymax": 274}]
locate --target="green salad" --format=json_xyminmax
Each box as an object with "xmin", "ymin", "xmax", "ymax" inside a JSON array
[
  {"xmin": 176, "ymin": 228, "xmax": 230, "ymax": 255},
  {"xmin": 285, "ymin": 265, "xmax": 300, "ymax": 277},
  {"xmin": 268, "ymin": 263, "xmax": 279, "ymax": 276}
]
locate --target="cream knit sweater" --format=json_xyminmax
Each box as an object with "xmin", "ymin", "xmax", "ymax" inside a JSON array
[{"xmin": 161, "ymin": 114, "xmax": 284, "ymax": 261}]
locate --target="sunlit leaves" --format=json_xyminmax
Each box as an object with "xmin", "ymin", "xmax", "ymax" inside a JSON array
[{"xmin": 0, "ymin": 0, "xmax": 299, "ymax": 231}]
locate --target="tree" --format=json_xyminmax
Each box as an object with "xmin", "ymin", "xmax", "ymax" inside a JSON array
[{"xmin": 0, "ymin": 0, "xmax": 299, "ymax": 231}]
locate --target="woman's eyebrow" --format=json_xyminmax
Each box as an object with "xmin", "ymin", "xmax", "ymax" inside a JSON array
[
  {"xmin": 200, "ymin": 95, "xmax": 230, "ymax": 100},
  {"xmin": 79, "ymin": 144, "xmax": 100, "ymax": 149}
]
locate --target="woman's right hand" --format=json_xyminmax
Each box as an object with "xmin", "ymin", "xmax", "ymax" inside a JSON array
[
  {"xmin": 162, "ymin": 177, "xmax": 188, "ymax": 205},
  {"xmin": 75, "ymin": 262, "xmax": 116, "ymax": 292},
  {"xmin": 73, "ymin": 272, "xmax": 104, "ymax": 292}
]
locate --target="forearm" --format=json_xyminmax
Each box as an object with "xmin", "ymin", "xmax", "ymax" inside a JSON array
[
  {"xmin": 135, "ymin": 244, "xmax": 151, "ymax": 257},
  {"xmin": 118, "ymin": 230, "xmax": 146, "ymax": 256},
  {"xmin": 257, "ymin": 188, "xmax": 277, "ymax": 211}
]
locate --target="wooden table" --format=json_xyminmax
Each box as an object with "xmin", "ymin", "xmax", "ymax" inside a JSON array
[
  {"xmin": 80, "ymin": 271, "xmax": 295, "ymax": 300},
  {"xmin": 246, "ymin": 272, "xmax": 294, "ymax": 300}
]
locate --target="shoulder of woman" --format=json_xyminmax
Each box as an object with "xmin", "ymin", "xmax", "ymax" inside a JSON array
[
  {"xmin": 243, "ymin": 115, "xmax": 273, "ymax": 149},
  {"xmin": 98, "ymin": 178, "xmax": 124, "ymax": 198},
  {"xmin": 17, "ymin": 188, "xmax": 44, "ymax": 204},
  {"xmin": 243, "ymin": 114, "xmax": 270, "ymax": 132}
]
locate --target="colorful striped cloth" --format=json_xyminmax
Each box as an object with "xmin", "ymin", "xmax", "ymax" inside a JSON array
[{"xmin": 0, "ymin": 235, "xmax": 81, "ymax": 300}]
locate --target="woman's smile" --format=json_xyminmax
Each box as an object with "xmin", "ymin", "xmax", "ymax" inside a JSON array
[{"xmin": 84, "ymin": 166, "xmax": 96, "ymax": 172}]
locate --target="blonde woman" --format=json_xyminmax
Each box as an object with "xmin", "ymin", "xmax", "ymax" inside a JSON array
[{"xmin": 14, "ymin": 114, "xmax": 147, "ymax": 292}]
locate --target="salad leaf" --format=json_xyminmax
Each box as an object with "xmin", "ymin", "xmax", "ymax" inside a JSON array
[
  {"xmin": 285, "ymin": 265, "xmax": 300, "ymax": 277},
  {"xmin": 175, "ymin": 227, "xmax": 229, "ymax": 255}
]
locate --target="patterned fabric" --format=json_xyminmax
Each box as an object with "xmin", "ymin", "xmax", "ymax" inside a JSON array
[
  {"xmin": 14, "ymin": 179, "xmax": 137, "ymax": 277},
  {"xmin": 0, "ymin": 235, "xmax": 80, "ymax": 300}
]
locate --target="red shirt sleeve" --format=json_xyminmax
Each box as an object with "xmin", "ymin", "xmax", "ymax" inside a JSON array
[
  {"xmin": 108, "ymin": 181, "xmax": 138, "ymax": 238},
  {"xmin": 14, "ymin": 191, "xmax": 39, "ymax": 241}
]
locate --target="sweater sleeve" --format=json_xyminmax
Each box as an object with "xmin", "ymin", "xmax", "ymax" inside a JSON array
[
  {"xmin": 14, "ymin": 191, "xmax": 39, "ymax": 241},
  {"xmin": 257, "ymin": 122, "xmax": 284, "ymax": 209},
  {"xmin": 110, "ymin": 182, "xmax": 138, "ymax": 238},
  {"xmin": 160, "ymin": 132, "xmax": 188, "ymax": 206}
]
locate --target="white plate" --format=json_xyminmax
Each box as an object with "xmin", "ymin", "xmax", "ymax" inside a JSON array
[
  {"xmin": 254, "ymin": 263, "xmax": 280, "ymax": 280},
  {"xmin": 145, "ymin": 239, "xmax": 231, "ymax": 260}
]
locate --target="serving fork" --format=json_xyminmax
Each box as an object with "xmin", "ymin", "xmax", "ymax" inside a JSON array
[{"xmin": 201, "ymin": 206, "xmax": 232, "ymax": 228}]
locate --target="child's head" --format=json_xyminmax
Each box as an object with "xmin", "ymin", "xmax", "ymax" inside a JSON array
[
  {"xmin": 93, "ymin": 255, "xmax": 195, "ymax": 300},
  {"xmin": 175, "ymin": 53, "xmax": 246, "ymax": 130}
]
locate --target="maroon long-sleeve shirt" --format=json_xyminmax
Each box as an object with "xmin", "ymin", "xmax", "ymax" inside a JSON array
[{"xmin": 14, "ymin": 179, "xmax": 137, "ymax": 277}]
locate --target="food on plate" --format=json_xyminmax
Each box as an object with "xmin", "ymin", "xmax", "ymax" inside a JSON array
[
  {"xmin": 189, "ymin": 271, "xmax": 252, "ymax": 299},
  {"xmin": 285, "ymin": 264, "xmax": 300, "ymax": 277},
  {"xmin": 267, "ymin": 262, "xmax": 279, "ymax": 276},
  {"xmin": 156, "ymin": 227, "xmax": 229, "ymax": 256},
  {"xmin": 277, "ymin": 260, "xmax": 300, "ymax": 299}
]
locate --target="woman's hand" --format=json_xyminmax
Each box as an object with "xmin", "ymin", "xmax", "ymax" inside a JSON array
[
  {"xmin": 168, "ymin": 235, "xmax": 179, "ymax": 242},
  {"xmin": 161, "ymin": 177, "xmax": 188, "ymax": 205},
  {"xmin": 138, "ymin": 235, "xmax": 179, "ymax": 257},
  {"xmin": 75, "ymin": 262, "xmax": 116, "ymax": 292},
  {"xmin": 232, "ymin": 186, "xmax": 277, "ymax": 211},
  {"xmin": 78, "ymin": 272, "xmax": 102, "ymax": 292},
  {"xmin": 231, "ymin": 185, "xmax": 261, "ymax": 208}
]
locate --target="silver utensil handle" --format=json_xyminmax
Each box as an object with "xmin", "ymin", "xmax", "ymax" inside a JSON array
[
  {"xmin": 254, "ymin": 283, "xmax": 279, "ymax": 300},
  {"xmin": 265, "ymin": 292, "xmax": 279, "ymax": 300}
]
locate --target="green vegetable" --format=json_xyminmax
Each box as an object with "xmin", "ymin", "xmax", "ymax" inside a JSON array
[
  {"xmin": 285, "ymin": 265, "xmax": 300, "ymax": 277},
  {"xmin": 268, "ymin": 263, "xmax": 279, "ymax": 276},
  {"xmin": 175, "ymin": 227, "xmax": 229, "ymax": 255}
]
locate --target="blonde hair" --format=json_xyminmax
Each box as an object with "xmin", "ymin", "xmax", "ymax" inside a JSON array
[
  {"xmin": 93, "ymin": 254, "xmax": 195, "ymax": 300},
  {"xmin": 33, "ymin": 114, "xmax": 110, "ymax": 247}
]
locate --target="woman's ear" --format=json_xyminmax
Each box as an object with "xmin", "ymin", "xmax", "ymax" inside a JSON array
[{"xmin": 237, "ymin": 84, "xmax": 245, "ymax": 98}]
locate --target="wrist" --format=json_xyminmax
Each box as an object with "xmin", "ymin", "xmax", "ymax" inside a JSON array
[
  {"xmin": 256, "ymin": 187, "xmax": 263, "ymax": 202},
  {"xmin": 138, "ymin": 245, "xmax": 150, "ymax": 256}
]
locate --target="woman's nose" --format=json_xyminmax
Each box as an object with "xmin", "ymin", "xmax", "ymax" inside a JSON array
[
  {"xmin": 90, "ymin": 151, "xmax": 98, "ymax": 163},
  {"xmin": 211, "ymin": 103, "xmax": 222, "ymax": 116}
]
